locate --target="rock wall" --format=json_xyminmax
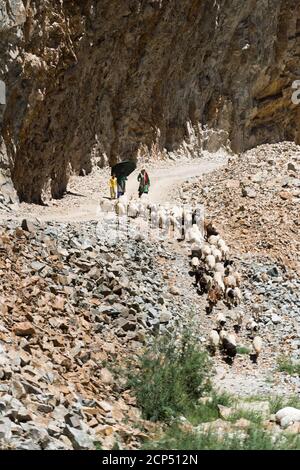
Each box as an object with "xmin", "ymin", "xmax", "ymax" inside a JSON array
[{"xmin": 0, "ymin": 0, "xmax": 300, "ymax": 203}]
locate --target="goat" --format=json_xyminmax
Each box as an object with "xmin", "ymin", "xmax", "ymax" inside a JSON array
[
  {"xmin": 224, "ymin": 287, "xmax": 242, "ymax": 308},
  {"xmin": 206, "ymin": 284, "xmax": 223, "ymax": 314},
  {"xmin": 204, "ymin": 220, "xmax": 219, "ymax": 238}
]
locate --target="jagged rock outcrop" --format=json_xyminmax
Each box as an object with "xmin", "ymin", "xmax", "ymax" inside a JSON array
[{"xmin": 0, "ymin": 0, "xmax": 300, "ymax": 203}]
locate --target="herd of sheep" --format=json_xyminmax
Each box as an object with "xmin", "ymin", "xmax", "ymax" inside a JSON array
[
  {"xmin": 100, "ymin": 195, "xmax": 262, "ymax": 363},
  {"xmin": 188, "ymin": 220, "xmax": 262, "ymax": 363}
]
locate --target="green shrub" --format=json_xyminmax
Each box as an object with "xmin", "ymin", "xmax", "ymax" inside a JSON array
[
  {"xmin": 144, "ymin": 425, "xmax": 300, "ymax": 450},
  {"xmin": 187, "ymin": 391, "xmax": 233, "ymax": 425},
  {"xmin": 270, "ymin": 395, "xmax": 300, "ymax": 414},
  {"xmin": 226, "ymin": 409, "xmax": 263, "ymax": 425},
  {"xmin": 128, "ymin": 333, "xmax": 212, "ymax": 422},
  {"xmin": 236, "ymin": 346, "xmax": 251, "ymax": 355},
  {"xmin": 277, "ymin": 356, "xmax": 300, "ymax": 375}
]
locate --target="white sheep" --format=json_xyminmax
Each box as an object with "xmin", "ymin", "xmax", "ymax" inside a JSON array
[
  {"xmin": 184, "ymin": 227, "xmax": 193, "ymax": 242},
  {"xmin": 275, "ymin": 408, "xmax": 300, "ymax": 428},
  {"xmin": 183, "ymin": 210, "xmax": 193, "ymax": 231},
  {"xmin": 118, "ymin": 194, "xmax": 128, "ymax": 205},
  {"xmin": 224, "ymin": 275, "xmax": 237, "ymax": 289},
  {"xmin": 201, "ymin": 243, "xmax": 211, "ymax": 259},
  {"xmin": 169, "ymin": 215, "xmax": 181, "ymax": 234},
  {"xmin": 148, "ymin": 203, "xmax": 158, "ymax": 215},
  {"xmin": 171, "ymin": 206, "xmax": 183, "ymax": 219},
  {"xmin": 217, "ymin": 237, "xmax": 226, "ymax": 249},
  {"xmin": 214, "ymin": 262, "xmax": 225, "ymax": 275},
  {"xmin": 190, "ymin": 224, "xmax": 204, "ymax": 243},
  {"xmin": 233, "ymin": 271, "xmax": 242, "ymax": 287},
  {"xmin": 137, "ymin": 199, "xmax": 147, "ymax": 211},
  {"xmin": 190, "ymin": 233, "xmax": 204, "ymax": 245},
  {"xmin": 218, "ymin": 240, "xmax": 229, "ymax": 259},
  {"xmin": 100, "ymin": 199, "xmax": 114, "ymax": 213},
  {"xmin": 250, "ymin": 336, "xmax": 263, "ymax": 362},
  {"xmin": 219, "ymin": 329, "xmax": 226, "ymax": 342},
  {"xmin": 208, "ymin": 330, "xmax": 220, "ymax": 352},
  {"xmin": 216, "ymin": 312, "xmax": 227, "ymax": 328},
  {"xmin": 233, "ymin": 287, "xmax": 242, "ymax": 301},
  {"xmin": 213, "ymin": 271, "xmax": 225, "ymax": 292},
  {"xmin": 116, "ymin": 202, "xmax": 126, "ymax": 216},
  {"xmin": 128, "ymin": 202, "xmax": 139, "ymax": 218},
  {"xmin": 246, "ymin": 318, "xmax": 259, "ymax": 334},
  {"xmin": 200, "ymin": 274, "xmax": 213, "ymax": 293},
  {"xmin": 230, "ymin": 310, "xmax": 243, "ymax": 329},
  {"xmin": 208, "ymin": 235, "xmax": 220, "ymax": 246},
  {"xmin": 211, "ymin": 247, "xmax": 222, "ymax": 262},
  {"xmin": 158, "ymin": 210, "xmax": 167, "ymax": 229},
  {"xmin": 191, "ymin": 257, "xmax": 200, "ymax": 268},
  {"xmin": 253, "ymin": 336, "xmax": 263, "ymax": 356},
  {"xmin": 205, "ymin": 255, "xmax": 216, "ymax": 270}
]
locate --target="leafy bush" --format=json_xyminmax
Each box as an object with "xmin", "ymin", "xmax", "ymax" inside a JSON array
[
  {"xmin": 144, "ymin": 425, "xmax": 300, "ymax": 450},
  {"xmin": 187, "ymin": 391, "xmax": 233, "ymax": 425},
  {"xmin": 277, "ymin": 356, "xmax": 300, "ymax": 376},
  {"xmin": 270, "ymin": 395, "xmax": 300, "ymax": 414},
  {"xmin": 128, "ymin": 333, "xmax": 212, "ymax": 422},
  {"xmin": 226, "ymin": 409, "xmax": 263, "ymax": 425},
  {"xmin": 236, "ymin": 346, "xmax": 251, "ymax": 355}
]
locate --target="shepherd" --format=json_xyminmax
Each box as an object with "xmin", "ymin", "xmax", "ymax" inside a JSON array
[
  {"xmin": 138, "ymin": 169, "xmax": 150, "ymax": 198},
  {"xmin": 109, "ymin": 173, "xmax": 117, "ymax": 199},
  {"xmin": 117, "ymin": 175, "xmax": 127, "ymax": 197}
]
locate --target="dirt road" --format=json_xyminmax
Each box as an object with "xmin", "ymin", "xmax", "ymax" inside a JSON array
[{"xmin": 1, "ymin": 155, "xmax": 227, "ymax": 223}]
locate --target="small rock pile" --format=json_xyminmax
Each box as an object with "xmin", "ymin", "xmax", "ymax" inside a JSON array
[{"xmin": 241, "ymin": 259, "xmax": 300, "ymax": 363}]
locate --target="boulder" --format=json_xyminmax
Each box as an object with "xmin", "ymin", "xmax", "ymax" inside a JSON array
[
  {"xmin": 0, "ymin": 418, "xmax": 12, "ymax": 440},
  {"xmin": 275, "ymin": 407, "xmax": 300, "ymax": 428},
  {"xmin": 64, "ymin": 426, "xmax": 95, "ymax": 450},
  {"xmin": 21, "ymin": 219, "xmax": 36, "ymax": 233},
  {"xmin": 99, "ymin": 368, "xmax": 114, "ymax": 385},
  {"xmin": 13, "ymin": 322, "xmax": 36, "ymax": 337},
  {"xmin": 241, "ymin": 186, "xmax": 257, "ymax": 198}
]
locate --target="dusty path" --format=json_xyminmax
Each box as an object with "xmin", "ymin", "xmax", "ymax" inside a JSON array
[
  {"xmin": 1, "ymin": 154, "xmax": 227, "ymax": 223},
  {"xmin": 125, "ymin": 156, "xmax": 227, "ymax": 204}
]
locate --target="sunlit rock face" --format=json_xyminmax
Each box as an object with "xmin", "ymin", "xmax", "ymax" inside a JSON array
[{"xmin": 0, "ymin": 1, "xmax": 299, "ymax": 203}]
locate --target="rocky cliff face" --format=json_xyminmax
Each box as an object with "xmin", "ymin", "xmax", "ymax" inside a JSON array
[{"xmin": 0, "ymin": 0, "xmax": 300, "ymax": 203}]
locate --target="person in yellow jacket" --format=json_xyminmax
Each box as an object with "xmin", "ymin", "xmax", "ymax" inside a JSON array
[{"xmin": 109, "ymin": 174, "xmax": 117, "ymax": 199}]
